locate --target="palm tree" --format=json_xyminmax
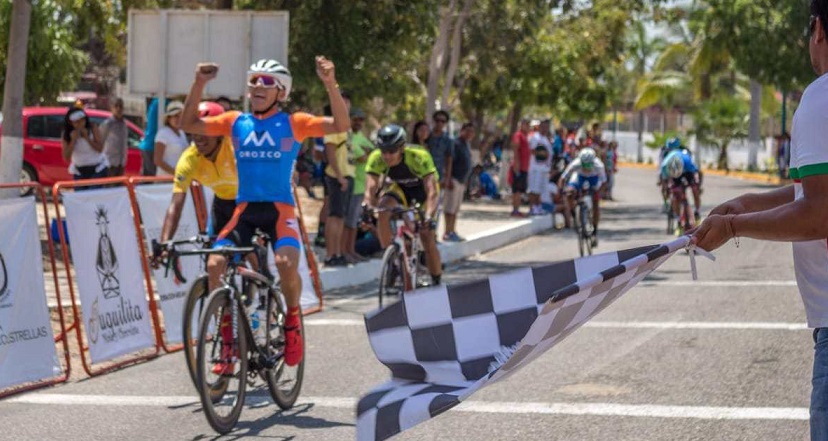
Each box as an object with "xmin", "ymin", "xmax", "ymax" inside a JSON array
[{"xmin": 625, "ymin": 18, "xmax": 666, "ymax": 162}]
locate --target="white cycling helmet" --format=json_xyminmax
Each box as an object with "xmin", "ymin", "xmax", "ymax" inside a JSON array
[
  {"xmin": 248, "ymin": 59, "xmax": 292, "ymax": 100},
  {"xmin": 666, "ymin": 153, "xmax": 684, "ymax": 178},
  {"xmin": 579, "ymin": 148, "xmax": 596, "ymax": 167}
]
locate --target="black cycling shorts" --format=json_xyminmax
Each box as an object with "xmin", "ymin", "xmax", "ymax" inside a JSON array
[
  {"xmin": 215, "ymin": 202, "xmax": 301, "ymax": 250},
  {"xmin": 210, "ymin": 196, "xmax": 236, "ymax": 235},
  {"xmin": 671, "ymin": 172, "xmax": 699, "ymax": 189}
]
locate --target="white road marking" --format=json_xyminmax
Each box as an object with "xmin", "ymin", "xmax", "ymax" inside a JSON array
[
  {"xmin": 5, "ymin": 394, "xmax": 808, "ymax": 421},
  {"xmin": 304, "ymin": 319, "xmax": 808, "ymax": 331},
  {"xmin": 640, "ymin": 280, "xmax": 797, "ymax": 287}
]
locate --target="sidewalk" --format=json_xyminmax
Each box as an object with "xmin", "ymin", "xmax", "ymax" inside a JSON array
[{"xmin": 314, "ymin": 198, "xmax": 553, "ymax": 290}]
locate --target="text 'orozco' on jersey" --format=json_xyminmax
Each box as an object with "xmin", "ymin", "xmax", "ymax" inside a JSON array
[{"xmin": 202, "ymin": 110, "xmax": 326, "ymax": 205}]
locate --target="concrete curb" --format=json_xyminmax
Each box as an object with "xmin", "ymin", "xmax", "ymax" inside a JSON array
[
  {"xmin": 618, "ymin": 162, "xmax": 786, "ymax": 185},
  {"xmin": 318, "ymin": 215, "xmax": 553, "ymax": 290}
]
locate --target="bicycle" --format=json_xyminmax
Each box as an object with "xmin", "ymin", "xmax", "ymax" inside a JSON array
[
  {"xmin": 669, "ymin": 181, "xmax": 694, "ymax": 236},
  {"xmin": 159, "ymin": 233, "xmax": 303, "ymax": 434},
  {"xmin": 373, "ymin": 206, "xmax": 432, "ymax": 308},
  {"xmin": 571, "ymin": 186, "xmax": 596, "ymax": 257}
]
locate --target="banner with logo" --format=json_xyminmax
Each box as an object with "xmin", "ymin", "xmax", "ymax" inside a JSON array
[
  {"xmin": 134, "ymin": 183, "xmax": 202, "ymax": 344},
  {"xmin": 63, "ymin": 188, "xmax": 155, "ymax": 363},
  {"xmin": 0, "ymin": 197, "xmax": 61, "ymax": 390}
]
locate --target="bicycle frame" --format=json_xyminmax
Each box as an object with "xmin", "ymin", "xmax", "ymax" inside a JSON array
[{"xmin": 391, "ymin": 211, "xmax": 424, "ymax": 292}]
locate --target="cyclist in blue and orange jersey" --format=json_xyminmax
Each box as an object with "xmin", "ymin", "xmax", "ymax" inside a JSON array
[
  {"xmin": 180, "ymin": 57, "xmax": 349, "ymax": 369},
  {"xmin": 660, "ymin": 144, "xmax": 702, "ymax": 224}
]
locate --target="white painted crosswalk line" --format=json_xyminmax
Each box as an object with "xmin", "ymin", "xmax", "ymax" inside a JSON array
[{"xmin": 5, "ymin": 394, "xmax": 808, "ymax": 421}]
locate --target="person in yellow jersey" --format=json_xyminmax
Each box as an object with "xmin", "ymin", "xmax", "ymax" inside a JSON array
[{"xmin": 156, "ymin": 101, "xmax": 238, "ymax": 292}]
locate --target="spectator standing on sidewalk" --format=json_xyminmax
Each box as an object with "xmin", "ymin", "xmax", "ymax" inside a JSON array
[
  {"xmin": 154, "ymin": 101, "xmax": 189, "ymax": 177},
  {"xmin": 100, "ymin": 98, "xmax": 129, "ymax": 176},
  {"xmin": 428, "ymin": 110, "xmax": 454, "ymax": 190},
  {"xmin": 342, "ymin": 108, "xmax": 372, "ymax": 263},
  {"xmin": 323, "ymin": 103, "xmax": 355, "ymax": 266},
  {"xmin": 510, "ymin": 118, "xmax": 531, "ymax": 217},
  {"xmin": 62, "ymin": 106, "xmax": 108, "ymax": 183},
  {"xmin": 692, "ymin": 5, "xmax": 828, "ymax": 437},
  {"xmin": 528, "ymin": 119, "xmax": 554, "ymax": 216},
  {"xmin": 443, "ymin": 122, "xmax": 475, "ymax": 242},
  {"xmin": 411, "ymin": 120, "xmax": 430, "ymax": 148},
  {"xmin": 139, "ymin": 97, "xmax": 159, "ymax": 176}
]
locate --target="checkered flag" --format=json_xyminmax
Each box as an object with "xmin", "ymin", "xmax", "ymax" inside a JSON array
[{"xmin": 357, "ymin": 236, "xmax": 692, "ymax": 441}]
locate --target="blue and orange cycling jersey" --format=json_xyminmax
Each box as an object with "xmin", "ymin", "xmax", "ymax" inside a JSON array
[{"xmin": 203, "ymin": 110, "xmax": 327, "ymax": 205}]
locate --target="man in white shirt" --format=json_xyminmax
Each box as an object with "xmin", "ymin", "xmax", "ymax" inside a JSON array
[
  {"xmin": 692, "ymin": 5, "xmax": 828, "ymax": 438},
  {"xmin": 528, "ymin": 119, "xmax": 554, "ymax": 216}
]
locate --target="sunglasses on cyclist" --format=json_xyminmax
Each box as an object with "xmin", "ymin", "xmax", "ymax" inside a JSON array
[{"xmin": 247, "ymin": 74, "xmax": 282, "ymax": 89}]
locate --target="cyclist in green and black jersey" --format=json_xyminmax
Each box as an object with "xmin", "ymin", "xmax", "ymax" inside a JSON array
[{"xmin": 364, "ymin": 124, "xmax": 442, "ymax": 286}]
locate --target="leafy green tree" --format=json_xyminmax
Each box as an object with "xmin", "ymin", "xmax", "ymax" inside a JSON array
[
  {"xmin": 692, "ymin": 95, "xmax": 749, "ymax": 170},
  {"xmin": 0, "ymin": 0, "xmax": 87, "ymax": 105}
]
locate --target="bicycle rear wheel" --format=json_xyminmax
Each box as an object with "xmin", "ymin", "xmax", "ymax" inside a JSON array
[
  {"xmin": 378, "ymin": 243, "xmax": 403, "ymax": 307},
  {"xmin": 263, "ymin": 287, "xmax": 305, "ymax": 410},
  {"xmin": 196, "ymin": 288, "xmax": 248, "ymax": 435},
  {"xmin": 183, "ymin": 275, "xmax": 208, "ymax": 390}
]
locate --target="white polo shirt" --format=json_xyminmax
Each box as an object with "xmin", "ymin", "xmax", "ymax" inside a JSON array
[{"xmin": 789, "ymin": 72, "xmax": 828, "ymax": 328}]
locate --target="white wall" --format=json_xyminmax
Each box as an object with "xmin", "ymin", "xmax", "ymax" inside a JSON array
[{"xmin": 609, "ymin": 131, "xmax": 775, "ymax": 170}]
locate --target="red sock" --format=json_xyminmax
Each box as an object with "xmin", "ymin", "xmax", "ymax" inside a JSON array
[{"xmin": 286, "ymin": 306, "xmax": 300, "ymax": 327}]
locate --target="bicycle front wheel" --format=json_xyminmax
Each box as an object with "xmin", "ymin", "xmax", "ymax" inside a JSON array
[
  {"xmin": 378, "ymin": 243, "xmax": 403, "ymax": 307},
  {"xmin": 196, "ymin": 288, "xmax": 248, "ymax": 435},
  {"xmin": 263, "ymin": 287, "xmax": 304, "ymax": 409},
  {"xmin": 183, "ymin": 275, "xmax": 208, "ymax": 390},
  {"xmin": 579, "ymin": 203, "xmax": 593, "ymax": 256}
]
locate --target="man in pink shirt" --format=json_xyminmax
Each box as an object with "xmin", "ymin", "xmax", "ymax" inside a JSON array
[{"xmin": 510, "ymin": 118, "xmax": 531, "ymax": 217}]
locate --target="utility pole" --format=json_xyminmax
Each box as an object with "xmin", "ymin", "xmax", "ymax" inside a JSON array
[{"xmin": 0, "ymin": 0, "xmax": 32, "ymax": 198}]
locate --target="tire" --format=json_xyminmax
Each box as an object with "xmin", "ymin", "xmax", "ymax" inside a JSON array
[
  {"xmin": 666, "ymin": 208, "xmax": 675, "ymax": 235},
  {"xmin": 580, "ymin": 203, "xmax": 593, "ymax": 256},
  {"xmin": 19, "ymin": 163, "xmax": 36, "ymax": 197},
  {"xmin": 575, "ymin": 204, "xmax": 585, "ymax": 257},
  {"xmin": 196, "ymin": 288, "xmax": 247, "ymax": 435},
  {"xmin": 264, "ymin": 287, "xmax": 304, "ymax": 410},
  {"xmin": 378, "ymin": 243, "xmax": 403, "ymax": 308},
  {"xmin": 182, "ymin": 275, "xmax": 209, "ymax": 391}
]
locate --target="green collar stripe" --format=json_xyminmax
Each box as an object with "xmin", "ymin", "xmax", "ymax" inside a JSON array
[{"xmin": 791, "ymin": 162, "xmax": 828, "ymax": 179}]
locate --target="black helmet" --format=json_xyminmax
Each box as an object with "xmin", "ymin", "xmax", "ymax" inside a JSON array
[{"xmin": 376, "ymin": 124, "xmax": 407, "ymax": 152}]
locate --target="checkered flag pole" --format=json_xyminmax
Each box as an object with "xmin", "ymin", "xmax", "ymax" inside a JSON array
[{"xmin": 357, "ymin": 236, "xmax": 692, "ymax": 441}]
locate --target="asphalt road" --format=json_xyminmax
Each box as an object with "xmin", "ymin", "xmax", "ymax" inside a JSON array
[{"xmin": 0, "ymin": 167, "xmax": 811, "ymax": 441}]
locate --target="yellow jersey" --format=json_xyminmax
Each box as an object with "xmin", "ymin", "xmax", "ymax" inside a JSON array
[{"xmin": 172, "ymin": 137, "xmax": 238, "ymax": 200}]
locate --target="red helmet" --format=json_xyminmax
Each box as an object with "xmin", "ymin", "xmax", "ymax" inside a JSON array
[{"xmin": 198, "ymin": 101, "xmax": 224, "ymax": 118}]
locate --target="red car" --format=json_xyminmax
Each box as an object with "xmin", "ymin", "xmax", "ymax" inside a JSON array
[{"xmin": 0, "ymin": 107, "xmax": 144, "ymax": 192}]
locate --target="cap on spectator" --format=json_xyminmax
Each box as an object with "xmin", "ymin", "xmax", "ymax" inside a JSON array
[
  {"xmin": 350, "ymin": 108, "xmax": 366, "ymax": 119},
  {"xmin": 165, "ymin": 101, "xmax": 184, "ymax": 117}
]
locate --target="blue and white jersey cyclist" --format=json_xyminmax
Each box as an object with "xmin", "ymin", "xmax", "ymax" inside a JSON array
[
  {"xmin": 181, "ymin": 56, "xmax": 350, "ymax": 371},
  {"xmin": 659, "ymin": 137, "xmax": 703, "ymax": 223},
  {"xmin": 559, "ymin": 148, "xmax": 607, "ymax": 247}
]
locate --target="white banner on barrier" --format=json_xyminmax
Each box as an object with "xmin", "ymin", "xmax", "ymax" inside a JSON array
[
  {"xmin": 134, "ymin": 183, "xmax": 202, "ymax": 344},
  {"xmin": 266, "ymin": 236, "xmax": 320, "ymax": 312},
  {"xmin": 0, "ymin": 197, "xmax": 61, "ymax": 390},
  {"xmin": 63, "ymin": 188, "xmax": 155, "ymax": 364}
]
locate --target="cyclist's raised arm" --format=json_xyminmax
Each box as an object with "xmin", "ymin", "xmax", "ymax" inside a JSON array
[
  {"xmin": 316, "ymin": 56, "xmax": 350, "ymax": 134},
  {"xmin": 423, "ymin": 173, "xmax": 439, "ymax": 220},
  {"xmin": 160, "ymin": 192, "xmax": 187, "ymax": 244},
  {"xmin": 181, "ymin": 63, "xmax": 218, "ymax": 135}
]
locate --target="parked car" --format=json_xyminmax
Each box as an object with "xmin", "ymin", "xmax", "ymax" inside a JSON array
[{"xmin": 0, "ymin": 107, "xmax": 144, "ymax": 193}]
